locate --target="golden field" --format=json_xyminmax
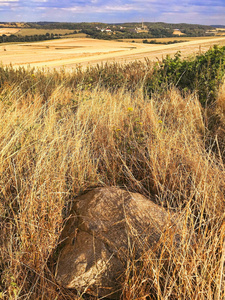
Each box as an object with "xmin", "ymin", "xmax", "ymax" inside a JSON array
[
  {"xmin": 17, "ymin": 28, "xmax": 76, "ymax": 36},
  {"xmin": 0, "ymin": 22, "xmax": 27, "ymax": 28},
  {"xmin": 0, "ymin": 28, "xmax": 21, "ymax": 36},
  {"xmin": 173, "ymin": 29, "xmax": 185, "ymax": 35},
  {"xmin": 1, "ymin": 36, "xmax": 225, "ymax": 69}
]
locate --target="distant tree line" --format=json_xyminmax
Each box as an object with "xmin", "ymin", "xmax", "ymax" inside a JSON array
[
  {"xmin": 25, "ymin": 22, "xmax": 214, "ymax": 38},
  {"xmin": 81, "ymin": 22, "xmax": 214, "ymax": 40},
  {"xmin": 0, "ymin": 33, "xmax": 60, "ymax": 43},
  {"xmin": 142, "ymin": 39, "xmax": 187, "ymax": 45},
  {"xmin": 27, "ymin": 22, "xmax": 100, "ymax": 30},
  {"xmin": 82, "ymin": 29, "xmax": 213, "ymax": 40},
  {"xmin": 0, "ymin": 22, "xmax": 216, "ymax": 44},
  {"xmin": 81, "ymin": 28, "xmax": 175, "ymax": 40}
]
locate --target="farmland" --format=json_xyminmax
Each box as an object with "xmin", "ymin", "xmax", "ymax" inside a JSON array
[
  {"xmin": 0, "ymin": 36, "xmax": 225, "ymax": 69},
  {"xmin": 0, "ymin": 28, "xmax": 21, "ymax": 36},
  {"xmin": 17, "ymin": 28, "xmax": 77, "ymax": 36}
]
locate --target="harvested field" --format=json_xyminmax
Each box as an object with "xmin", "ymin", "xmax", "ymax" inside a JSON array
[
  {"xmin": 1, "ymin": 36, "xmax": 225, "ymax": 69},
  {"xmin": 0, "ymin": 28, "xmax": 21, "ymax": 36},
  {"xmin": 173, "ymin": 29, "xmax": 185, "ymax": 35},
  {"xmin": 17, "ymin": 28, "xmax": 76, "ymax": 36},
  {"xmin": 0, "ymin": 22, "xmax": 26, "ymax": 28},
  {"xmin": 216, "ymin": 32, "xmax": 225, "ymax": 36}
]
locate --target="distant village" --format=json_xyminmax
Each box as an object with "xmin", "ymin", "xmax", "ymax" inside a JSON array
[{"xmin": 95, "ymin": 23, "xmax": 185, "ymax": 36}]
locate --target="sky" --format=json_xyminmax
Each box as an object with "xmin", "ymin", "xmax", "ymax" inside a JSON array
[{"xmin": 0, "ymin": 0, "xmax": 225, "ymax": 25}]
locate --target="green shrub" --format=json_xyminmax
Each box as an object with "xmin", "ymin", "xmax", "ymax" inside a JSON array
[{"xmin": 145, "ymin": 45, "xmax": 225, "ymax": 106}]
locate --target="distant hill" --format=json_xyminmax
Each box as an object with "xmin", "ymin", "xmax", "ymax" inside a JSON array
[
  {"xmin": 211, "ymin": 25, "xmax": 225, "ymax": 28},
  {"xmin": 0, "ymin": 21, "xmax": 218, "ymax": 41}
]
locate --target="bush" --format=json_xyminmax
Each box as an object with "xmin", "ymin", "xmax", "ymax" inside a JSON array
[{"xmin": 145, "ymin": 45, "xmax": 225, "ymax": 106}]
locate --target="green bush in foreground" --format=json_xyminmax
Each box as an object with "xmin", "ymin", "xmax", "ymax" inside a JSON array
[{"xmin": 147, "ymin": 45, "xmax": 225, "ymax": 105}]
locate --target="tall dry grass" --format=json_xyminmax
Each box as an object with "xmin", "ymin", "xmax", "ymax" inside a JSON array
[{"xmin": 0, "ymin": 72, "xmax": 225, "ymax": 299}]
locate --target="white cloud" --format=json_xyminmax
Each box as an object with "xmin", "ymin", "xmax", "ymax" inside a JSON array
[
  {"xmin": 62, "ymin": 3, "xmax": 141, "ymax": 13},
  {"xmin": 0, "ymin": 0, "xmax": 224, "ymax": 25},
  {"xmin": 36, "ymin": 6, "xmax": 46, "ymax": 10},
  {"xmin": 0, "ymin": 0, "xmax": 18, "ymax": 7},
  {"xmin": 96, "ymin": 4, "xmax": 139, "ymax": 12}
]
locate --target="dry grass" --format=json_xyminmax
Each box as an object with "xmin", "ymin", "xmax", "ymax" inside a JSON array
[{"xmin": 0, "ymin": 67, "xmax": 225, "ymax": 299}]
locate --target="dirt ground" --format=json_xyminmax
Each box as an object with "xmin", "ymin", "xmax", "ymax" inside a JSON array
[{"xmin": 1, "ymin": 36, "xmax": 225, "ymax": 69}]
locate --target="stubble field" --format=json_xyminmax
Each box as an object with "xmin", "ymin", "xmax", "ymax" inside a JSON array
[
  {"xmin": 0, "ymin": 28, "xmax": 21, "ymax": 36},
  {"xmin": 1, "ymin": 36, "xmax": 225, "ymax": 69},
  {"xmin": 17, "ymin": 28, "xmax": 76, "ymax": 36}
]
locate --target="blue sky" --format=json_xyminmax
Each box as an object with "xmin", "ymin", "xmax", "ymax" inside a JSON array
[{"xmin": 0, "ymin": 0, "xmax": 225, "ymax": 25}]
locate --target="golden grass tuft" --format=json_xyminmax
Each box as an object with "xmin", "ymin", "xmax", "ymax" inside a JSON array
[{"xmin": 1, "ymin": 74, "xmax": 225, "ymax": 299}]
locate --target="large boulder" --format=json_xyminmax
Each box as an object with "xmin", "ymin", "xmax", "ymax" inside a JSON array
[{"xmin": 55, "ymin": 187, "xmax": 182, "ymax": 298}]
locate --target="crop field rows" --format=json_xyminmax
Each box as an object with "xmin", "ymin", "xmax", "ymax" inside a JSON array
[{"xmin": 0, "ymin": 36, "xmax": 225, "ymax": 69}]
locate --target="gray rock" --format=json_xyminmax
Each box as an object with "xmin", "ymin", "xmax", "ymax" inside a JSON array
[{"xmin": 55, "ymin": 187, "xmax": 181, "ymax": 298}]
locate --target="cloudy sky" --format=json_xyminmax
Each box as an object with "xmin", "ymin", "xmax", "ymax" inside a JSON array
[{"xmin": 0, "ymin": 0, "xmax": 225, "ymax": 25}]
